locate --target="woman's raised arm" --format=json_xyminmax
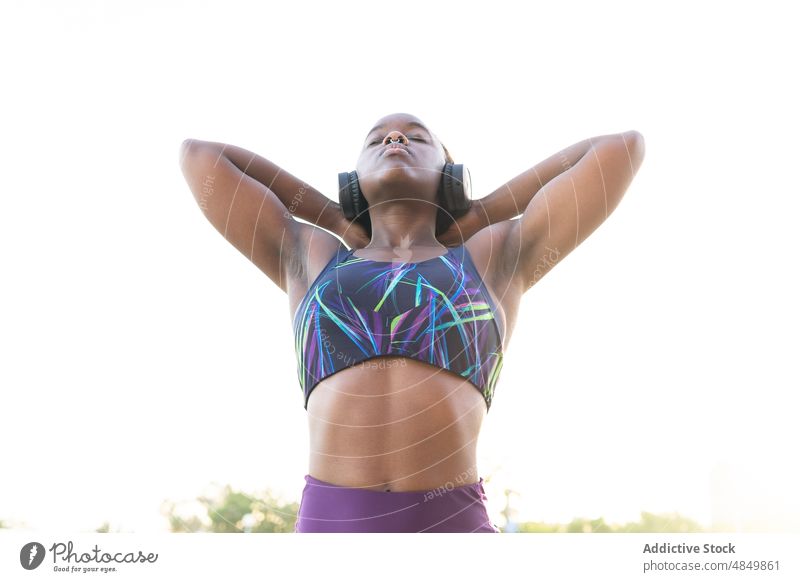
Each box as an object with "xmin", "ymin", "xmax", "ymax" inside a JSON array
[
  {"xmin": 178, "ymin": 139, "xmax": 356, "ymax": 292},
  {"xmin": 446, "ymin": 131, "xmax": 645, "ymax": 298},
  {"xmin": 502, "ymin": 130, "xmax": 646, "ymax": 293},
  {"xmin": 436, "ymin": 134, "xmax": 601, "ymax": 246}
]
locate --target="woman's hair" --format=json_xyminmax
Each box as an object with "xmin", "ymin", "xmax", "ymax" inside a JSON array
[
  {"xmin": 438, "ymin": 137, "xmax": 455, "ymax": 165},
  {"xmin": 358, "ymin": 135, "xmax": 468, "ymax": 238}
]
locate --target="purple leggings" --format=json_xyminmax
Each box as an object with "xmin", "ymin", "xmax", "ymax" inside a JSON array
[{"xmin": 294, "ymin": 474, "xmax": 501, "ymax": 533}]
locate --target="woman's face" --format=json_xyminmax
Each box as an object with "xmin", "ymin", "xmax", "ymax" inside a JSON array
[{"xmin": 355, "ymin": 112, "xmax": 446, "ymax": 206}]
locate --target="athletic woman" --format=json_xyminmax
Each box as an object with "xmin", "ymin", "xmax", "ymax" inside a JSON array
[{"xmin": 179, "ymin": 112, "xmax": 645, "ymax": 532}]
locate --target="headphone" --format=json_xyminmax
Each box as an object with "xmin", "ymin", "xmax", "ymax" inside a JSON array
[{"xmin": 338, "ymin": 160, "xmax": 473, "ymax": 238}]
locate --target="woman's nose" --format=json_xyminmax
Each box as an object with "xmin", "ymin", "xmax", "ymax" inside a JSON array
[{"xmin": 383, "ymin": 131, "xmax": 408, "ymax": 144}]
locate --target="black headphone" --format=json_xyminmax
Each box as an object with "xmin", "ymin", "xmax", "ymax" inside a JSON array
[{"xmin": 338, "ymin": 161, "xmax": 473, "ymax": 238}]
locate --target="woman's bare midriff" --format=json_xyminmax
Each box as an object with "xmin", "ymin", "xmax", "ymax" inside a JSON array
[{"xmin": 306, "ymin": 355, "xmax": 487, "ymax": 493}]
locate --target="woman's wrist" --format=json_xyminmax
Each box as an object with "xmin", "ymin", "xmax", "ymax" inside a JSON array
[{"xmin": 472, "ymin": 198, "xmax": 493, "ymax": 229}]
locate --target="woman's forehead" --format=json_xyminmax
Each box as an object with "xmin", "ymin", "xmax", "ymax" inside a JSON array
[{"xmin": 366, "ymin": 114, "xmax": 429, "ymax": 135}]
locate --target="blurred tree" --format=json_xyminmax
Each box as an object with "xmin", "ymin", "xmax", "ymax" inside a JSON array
[
  {"xmin": 620, "ymin": 511, "xmax": 705, "ymax": 533},
  {"xmin": 513, "ymin": 511, "xmax": 706, "ymax": 533},
  {"xmin": 162, "ymin": 484, "xmax": 299, "ymax": 533},
  {"xmin": 95, "ymin": 521, "xmax": 126, "ymax": 533}
]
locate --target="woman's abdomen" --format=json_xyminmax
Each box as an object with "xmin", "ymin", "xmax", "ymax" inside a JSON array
[{"xmin": 306, "ymin": 356, "xmax": 487, "ymax": 492}]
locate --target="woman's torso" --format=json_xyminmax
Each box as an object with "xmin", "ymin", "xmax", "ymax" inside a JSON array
[{"xmin": 288, "ymin": 239, "xmax": 519, "ymax": 492}]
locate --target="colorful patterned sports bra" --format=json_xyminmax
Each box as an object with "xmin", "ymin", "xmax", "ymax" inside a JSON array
[{"xmin": 292, "ymin": 243, "xmax": 504, "ymax": 412}]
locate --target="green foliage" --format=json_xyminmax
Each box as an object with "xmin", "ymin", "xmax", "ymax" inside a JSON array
[
  {"xmin": 3, "ymin": 492, "xmax": 706, "ymax": 534},
  {"xmin": 94, "ymin": 521, "xmax": 126, "ymax": 533},
  {"xmin": 620, "ymin": 511, "xmax": 705, "ymax": 533},
  {"xmin": 162, "ymin": 484, "xmax": 299, "ymax": 533},
  {"xmin": 513, "ymin": 511, "xmax": 705, "ymax": 533}
]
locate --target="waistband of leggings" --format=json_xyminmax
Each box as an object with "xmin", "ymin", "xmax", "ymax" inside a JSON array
[{"xmin": 303, "ymin": 474, "xmax": 486, "ymax": 495}]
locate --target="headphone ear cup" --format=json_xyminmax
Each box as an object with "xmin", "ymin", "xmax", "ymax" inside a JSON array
[
  {"xmin": 338, "ymin": 170, "xmax": 372, "ymax": 238},
  {"xmin": 338, "ymin": 171, "xmax": 362, "ymax": 220},
  {"xmin": 440, "ymin": 163, "xmax": 473, "ymax": 217}
]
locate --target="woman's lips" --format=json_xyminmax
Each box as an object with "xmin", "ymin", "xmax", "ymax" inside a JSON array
[{"xmin": 383, "ymin": 147, "xmax": 409, "ymax": 156}]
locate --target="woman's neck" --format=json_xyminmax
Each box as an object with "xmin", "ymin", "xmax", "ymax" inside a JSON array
[{"xmin": 365, "ymin": 204, "xmax": 441, "ymax": 249}]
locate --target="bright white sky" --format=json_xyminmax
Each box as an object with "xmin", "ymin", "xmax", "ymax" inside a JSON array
[{"xmin": 1, "ymin": 0, "xmax": 798, "ymax": 533}]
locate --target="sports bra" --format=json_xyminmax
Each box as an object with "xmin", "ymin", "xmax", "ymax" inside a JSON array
[{"xmin": 292, "ymin": 243, "xmax": 504, "ymax": 412}]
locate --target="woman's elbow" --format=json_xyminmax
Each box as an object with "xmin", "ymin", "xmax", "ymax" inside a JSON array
[{"xmin": 624, "ymin": 130, "xmax": 646, "ymax": 163}]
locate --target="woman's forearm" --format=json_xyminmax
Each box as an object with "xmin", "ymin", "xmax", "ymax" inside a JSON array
[
  {"xmin": 187, "ymin": 139, "xmax": 341, "ymax": 232},
  {"xmin": 478, "ymin": 133, "xmax": 616, "ymax": 225}
]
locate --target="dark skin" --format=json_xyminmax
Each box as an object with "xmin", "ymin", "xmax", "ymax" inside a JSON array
[{"xmin": 179, "ymin": 112, "xmax": 646, "ymax": 491}]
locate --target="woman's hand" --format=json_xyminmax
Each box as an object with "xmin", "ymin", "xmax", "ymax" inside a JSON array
[
  {"xmin": 331, "ymin": 207, "xmax": 371, "ymax": 249},
  {"xmin": 436, "ymin": 202, "xmax": 490, "ymax": 247}
]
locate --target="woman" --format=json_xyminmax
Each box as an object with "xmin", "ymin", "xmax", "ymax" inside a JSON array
[{"xmin": 179, "ymin": 112, "xmax": 645, "ymax": 532}]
